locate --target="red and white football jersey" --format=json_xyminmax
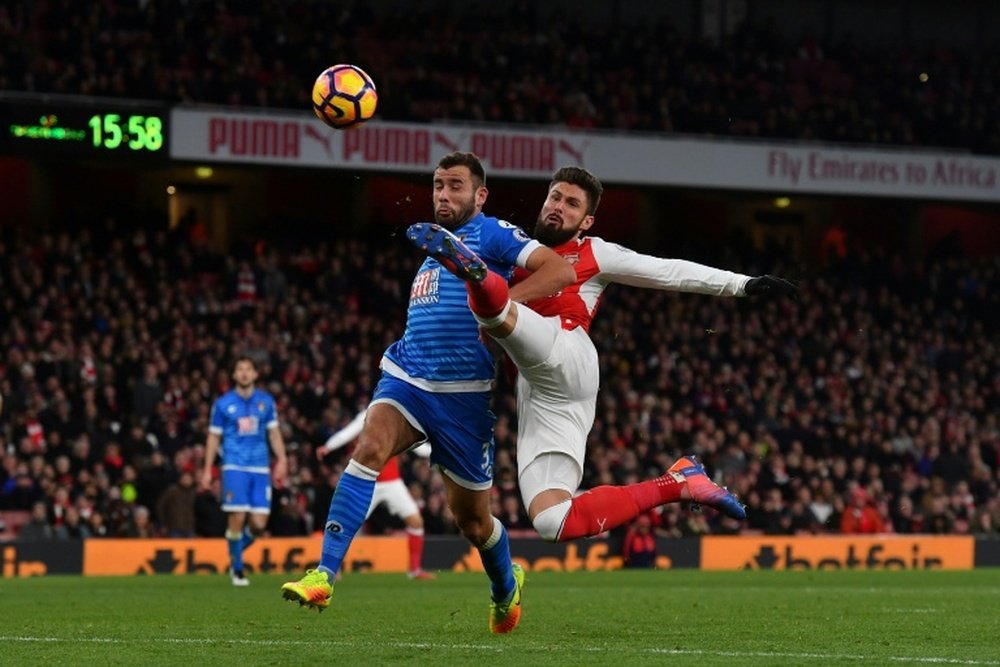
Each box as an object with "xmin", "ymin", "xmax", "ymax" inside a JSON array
[{"xmin": 512, "ymin": 236, "xmax": 749, "ymax": 332}]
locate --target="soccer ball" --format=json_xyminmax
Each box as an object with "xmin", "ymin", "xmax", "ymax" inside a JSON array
[{"xmin": 311, "ymin": 64, "xmax": 378, "ymax": 130}]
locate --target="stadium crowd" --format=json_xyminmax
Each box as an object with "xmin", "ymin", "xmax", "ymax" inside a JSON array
[
  {"xmin": 0, "ymin": 217, "xmax": 997, "ymax": 542},
  {"xmin": 3, "ymin": 0, "xmax": 1000, "ymax": 154},
  {"xmin": 1, "ymin": 0, "xmax": 999, "ymax": 545}
]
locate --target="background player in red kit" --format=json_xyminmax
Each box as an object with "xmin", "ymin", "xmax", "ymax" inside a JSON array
[
  {"xmin": 317, "ymin": 407, "xmax": 435, "ymax": 580},
  {"xmin": 408, "ymin": 166, "xmax": 797, "ymax": 543}
]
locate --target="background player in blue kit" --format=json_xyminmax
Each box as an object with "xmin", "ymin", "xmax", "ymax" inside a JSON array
[
  {"xmin": 281, "ymin": 152, "xmax": 574, "ymax": 634},
  {"xmin": 201, "ymin": 356, "xmax": 287, "ymax": 586}
]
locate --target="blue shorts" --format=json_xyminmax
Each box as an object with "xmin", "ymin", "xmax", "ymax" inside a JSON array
[
  {"xmin": 221, "ymin": 469, "xmax": 272, "ymax": 514},
  {"xmin": 372, "ymin": 372, "xmax": 495, "ymax": 490}
]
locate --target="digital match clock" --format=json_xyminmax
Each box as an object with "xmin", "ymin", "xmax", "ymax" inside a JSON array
[{"xmin": 0, "ymin": 96, "xmax": 170, "ymax": 161}]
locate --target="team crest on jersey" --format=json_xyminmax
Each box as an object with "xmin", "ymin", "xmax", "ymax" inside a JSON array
[
  {"xmin": 237, "ymin": 416, "xmax": 259, "ymax": 435},
  {"xmin": 563, "ymin": 252, "xmax": 580, "ymax": 265},
  {"xmin": 258, "ymin": 402, "xmax": 265, "ymax": 413},
  {"xmin": 227, "ymin": 405, "xmax": 236, "ymax": 414},
  {"xmin": 410, "ymin": 267, "xmax": 440, "ymax": 305}
]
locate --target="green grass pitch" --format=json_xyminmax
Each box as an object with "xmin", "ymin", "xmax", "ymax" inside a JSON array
[{"xmin": 1, "ymin": 570, "xmax": 998, "ymax": 666}]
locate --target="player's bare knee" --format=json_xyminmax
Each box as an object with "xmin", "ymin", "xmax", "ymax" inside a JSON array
[
  {"xmin": 531, "ymin": 499, "xmax": 572, "ymax": 542},
  {"xmin": 248, "ymin": 516, "xmax": 267, "ymax": 535},
  {"xmin": 454, "ymin": 515, "xmax": 493, "ymax": 546},
  {"xmin": 351, "ymin": 436, "xmax": 392, "ymax": 471}
]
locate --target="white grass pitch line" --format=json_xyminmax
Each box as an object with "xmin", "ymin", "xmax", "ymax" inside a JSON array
[{"xmin": 1, "ymin": 636, "xmax": 998, "ymax": 665}]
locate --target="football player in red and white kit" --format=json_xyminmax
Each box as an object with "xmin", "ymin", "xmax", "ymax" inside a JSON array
[
  {"xmin": 317, "ymin": 408, "xmax": 435, "ymax": 580},
  {"xmin": 408, "ymin": 166, "xmax": 796, "ymax": 543}
]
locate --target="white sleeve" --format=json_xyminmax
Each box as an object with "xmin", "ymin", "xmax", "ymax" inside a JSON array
[
  {"xmin": 591, "ymin": 238, "xmax": 750, "ymax": 296},
  {"xmin": 411, "ymin": 442, "xmax": 432, "ymax": 458},
  {"xmin": 322, "ymin": 411, "xmax": 366, "ymax": 452},
  {"xmin": 515, "ymin": 240, "xmax": 543, "ymax": 268}
]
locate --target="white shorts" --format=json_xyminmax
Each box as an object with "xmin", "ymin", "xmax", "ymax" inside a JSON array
[
  {"xmin": 492, "ymin": 304, "xmax": 599, "ymax": 490},
  {"xmin": 368, "ymin": 479, "xmax": 420, "ymax": 520}
]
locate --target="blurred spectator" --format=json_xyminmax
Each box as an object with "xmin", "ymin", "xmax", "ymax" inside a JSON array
[
  {"xmin": 195, "ymin": 478, "xmax": 228, "ymax": 537},
  {"xmin": 17, "ymin": 501, "xmax": 58, "ymax": 540},
  {"xmin": 1, "ymin": 464, "xmax": 41, "ymax": 510},
  {"xmin": 423, "ymin": 492, "xmax": 457, "ymax": 536},
  {"xmin": 840, "ymin": 487, "xmax": 885, "ymax": 534},
  {"xmin": 972, "ymin": 500, "xmax": 999, "ymax": 535},
  {"xmin": 499, "ymin": 494, "xmax": 531, "ymax": 533},
  {"xmin": 59, "ymin": 506, "xmax": 92, "ymax": 539},
  {"xmin": 156, "ymin": 471, "xmax": 197, "ymax": 537},
  {"xmin": 891, "ymin": 496, "xmax": 924, "ymax": 534},
  {"xmin": 622, "ymin": 514, "xmax": 657, "ymax": 568},
  {"xmin": 138, "ymin": 452, "xmax": 175, "ymax": 519},
  {"xmin": 925, "ymin": 495, "xmax": 956, "ymax": 534},
  {"xmin": 269, "ymin": 487, "xmax": 309, "ymax": 537},
  {"xmin": 124, "ymin": 505, "xmax": 156, "ymax": 538},
  {"xmin": 89, "ymin": 510, "xmax": 110, "ymax": 537},
  {"xmin": 132, "ymin": 364, "xmax": 164, "ymax": 424}
]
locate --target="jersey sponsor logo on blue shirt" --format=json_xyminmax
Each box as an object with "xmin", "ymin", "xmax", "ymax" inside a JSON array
[
  {"xmin": 237, "ymin": 416, "xmax": 260, "ymax": 435},
  {"xmin": 410, "ymin": 267, "xmax": 440, "ymax": 305}
]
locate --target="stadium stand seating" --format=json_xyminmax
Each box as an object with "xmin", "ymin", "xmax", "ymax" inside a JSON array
[
  {"xmin": 0, "ymin": 220, "xmax": 997, "ymax": 539},
  {"xmin": 1, "ymin": 1, "xmax": 998, "ymax": 540},
  {"xmin": 3, "ymin": 1, "xmax": 1000, "ymax": 153}
]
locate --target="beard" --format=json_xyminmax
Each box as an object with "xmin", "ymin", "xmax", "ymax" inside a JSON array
[
  {"xmin": 434, "ymin": 199, "xmax": 477, "ymax": 229},
  {"xmin": 533, "ymin": 214, "xmax": 578, "ymax": 247}
]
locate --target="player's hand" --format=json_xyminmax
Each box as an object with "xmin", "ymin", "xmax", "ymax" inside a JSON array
[
  {"xmin": 199, "ymin": 469, "xmax": 212, "ymax": 492},
  {"xmin": 316, "ymin": 446, "xmax": 328, "ymax": 461},
  {"xmin": 273, "ymin": 458, "xmax": 288, "ymax": 489},
  {"xmin": 744, "ymin": 275, "xmax": 798, "ymax": 298}
]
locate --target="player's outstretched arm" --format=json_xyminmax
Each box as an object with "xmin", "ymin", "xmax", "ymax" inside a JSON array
[
  {"xmin": 317, "ymin": 410, "xmax": 367, "ymax": 459},
  {"xmin": 592, "ymin": 238, "xmax": 798, "ymax": 298},
  {"xmin": 592, "ymin": 238, "xmax": 749, "ymax": 296},
  {"xmin": 508, "ymin": 246, "xmax": 575, "ymax": 304}
]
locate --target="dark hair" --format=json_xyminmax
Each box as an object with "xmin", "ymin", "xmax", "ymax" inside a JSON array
[
  {"xmin": 437, "ymin": 151, "xmax": 486, "ymax": 188},
  {"xmin": 550, "ymin": 166, "xmax": 603, "ymax": 215},
  {"xmin": 231, "ymin": 355, "xmax": 258, "ymax": 372}
]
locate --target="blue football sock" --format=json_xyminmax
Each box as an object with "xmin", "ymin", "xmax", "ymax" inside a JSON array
[
  {"xmin": 479, "ymin": 517, "xmax": 516, "ymax": 603},
  {"xmin": 239, "ymin": 525, "xmax": 256, "ymax": 553},
  {"xmin": 226, "ymin": 530, "xmax": 244, "ymax": 572},
  {"xmin": 319, "ymin": 459, "xmax": 378, "ymax": 579}
]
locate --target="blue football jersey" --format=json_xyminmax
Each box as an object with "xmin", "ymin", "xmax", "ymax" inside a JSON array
[
  {"xmin": 383, "ymin": 213, "xmax": 539, "ymax": 391},
  {"xmin": 209, "ymin": 388, "xmax": 278, "ymax": 471}
]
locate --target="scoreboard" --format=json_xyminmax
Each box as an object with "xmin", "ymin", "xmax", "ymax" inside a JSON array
[{"xmin": 1, "ymin": 96, "xmax": 169, "ymax": 161}]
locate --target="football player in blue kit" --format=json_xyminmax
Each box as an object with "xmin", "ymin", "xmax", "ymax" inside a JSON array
[
  {"xmin": 281, "ymin": 152, "xmax": 574, "ymax": 633},
  {"xmin": 201, "ymin": 356, "xmax": 287, "ymax": 586}
]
